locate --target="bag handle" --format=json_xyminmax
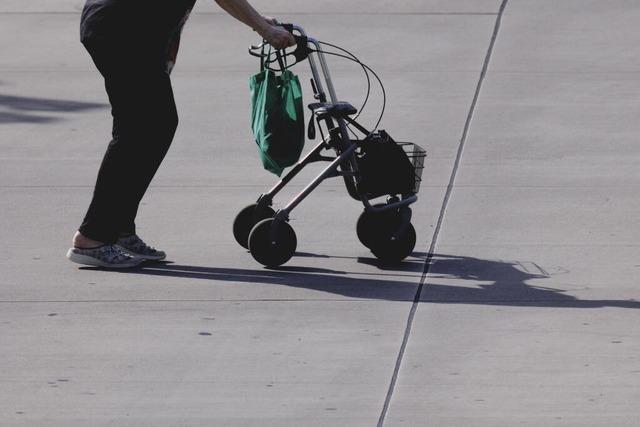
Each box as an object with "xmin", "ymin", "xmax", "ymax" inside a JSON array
[
  {"xmin": 275, "ymin": 49, "xmax": 287, "ymax": 72},
  {"xmin": 249, "ymin": 33, "xmax": 310, "ymax": 71},
  {"xmin": 259, "ymin": 43, "xmax": 268, "ymax": 71},
  {"xmin": 258, "ymin": 43, "xmax": 287, "ymax": 73}
]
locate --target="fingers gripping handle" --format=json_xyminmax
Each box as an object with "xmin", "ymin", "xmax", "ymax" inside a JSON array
[{"xmin": 277, "ymin": 22, "xmax": 295, "ymax": 33}]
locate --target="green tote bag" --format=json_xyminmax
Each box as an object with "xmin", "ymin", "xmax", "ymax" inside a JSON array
[{"xmin": 249, "ymin": 61, "xmax": 305, "ymax": 177}]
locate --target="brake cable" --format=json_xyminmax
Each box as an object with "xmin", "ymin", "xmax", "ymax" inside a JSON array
[{"xmin": 257, "ymin": 39, "xmax": 387, "ymax": 133}]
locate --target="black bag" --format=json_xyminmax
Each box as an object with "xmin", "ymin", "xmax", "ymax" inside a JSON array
[{"xmin": 356, "ymin": 131, "xmax": 415, "ymax": 198}]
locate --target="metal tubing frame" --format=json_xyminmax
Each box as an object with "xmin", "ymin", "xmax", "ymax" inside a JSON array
[
  {"xmin": 276, "ymin": 143, "xmax": 359, "ymax": 220},
  {"xmin": 264, "ymin": 25, "xmax": 418, "ymax": 220},
  {"xmin": 261, "ymin": 138, "xmax": 331, "ymax": 205},
  {"xmin": 294, "ymin": 26, "xmax": 351, "ymax": 147}
]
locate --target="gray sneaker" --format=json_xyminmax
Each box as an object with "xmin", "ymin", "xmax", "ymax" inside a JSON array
[
  {"xmin": 116, "ymin": 234, "xmax": 166, "ymax": 261},
  {"xmin": 67, "ymin": 244, "xmax": 144, "ymax": 269}
]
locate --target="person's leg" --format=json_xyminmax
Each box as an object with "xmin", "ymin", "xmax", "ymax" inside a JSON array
[
  {"xmin": 76, "ymin": 41, "xmax": 178, "ymax": 246},
  {"xmin": 111, "ymin": 79, "xmax": 179, "ymax": 237}
]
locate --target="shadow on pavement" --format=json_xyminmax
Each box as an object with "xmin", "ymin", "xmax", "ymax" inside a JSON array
[
  {"xmin": 84, "ymin": 252, "xmax": 640, "ymax": 309},
  {"xmin": 0, "ymin": 93, "xmax": 106, "ymax": 124},
  {"xmin": 424, "ymin": 254, "xmax": 640, "ymax": 308}
]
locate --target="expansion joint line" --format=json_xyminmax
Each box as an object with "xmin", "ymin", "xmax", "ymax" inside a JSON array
[{"xmin": 376, "ymin": 1, "xmax": 510, "ymax": 425}]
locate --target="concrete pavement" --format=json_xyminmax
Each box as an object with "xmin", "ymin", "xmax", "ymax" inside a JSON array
[{"xmin": 1, "ymin": 0, "xmax": 639, "ymax": 426}]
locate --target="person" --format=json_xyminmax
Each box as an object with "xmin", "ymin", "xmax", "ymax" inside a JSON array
[{"xmin": 67, "ymin": 0, "xmax": 295, "ymax": 268}]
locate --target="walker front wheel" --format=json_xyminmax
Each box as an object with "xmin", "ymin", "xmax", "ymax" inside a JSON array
[
  {"xmin": 356, "ymin": 205, "xmax": 399, "ymax": 249},
  {"xmin": 369, "ymin": 222, "xmax": 416, "ymax": 264},
  {"xmin": 248, "ymin": 218, "xmax": 297, "ymax": 267}
]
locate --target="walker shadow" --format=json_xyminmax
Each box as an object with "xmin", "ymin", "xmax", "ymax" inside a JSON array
[
  {"xmin": 101, "ymin": 252, "xmax": 640, "ymax": 309},
  {"xmin": 0, "ymin": 93, "xmax": 106, "ymax": 124}
]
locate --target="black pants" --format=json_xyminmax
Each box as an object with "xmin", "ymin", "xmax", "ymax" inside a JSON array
[{"xmin": 79, "ymin": 39, "xmax": 178, "ymax": 244}]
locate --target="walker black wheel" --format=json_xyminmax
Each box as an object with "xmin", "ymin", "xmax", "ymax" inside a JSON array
[
  {"xmin": 233, "ymin": 203, "xmax": 276, "ymax": 249},
  {"xmin": 248, "ymin": 218, "xmax": 297, "ymax": 267},
  {"xmin": 369, "ymin": 222, "xmax": 416, "ymax": 264},
  {"xmin": 356, "ymin": 204, "xmax": 400, "ymax": 249}
]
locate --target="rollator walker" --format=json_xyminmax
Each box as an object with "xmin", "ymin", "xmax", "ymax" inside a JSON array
[{"xmin": 233, "ymin": 24, "xmax": 426, "ymax": 267}]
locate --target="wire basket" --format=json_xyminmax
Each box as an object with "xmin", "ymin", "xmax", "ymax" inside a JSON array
[{"xmin": 399, "ymin": 142, "xmax": 427, "ymax": 193}]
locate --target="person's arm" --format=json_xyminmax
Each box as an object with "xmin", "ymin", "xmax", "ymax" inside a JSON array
[{"xmin": 214, "ymin": 0, "xmax": 296, "ymax": 49}]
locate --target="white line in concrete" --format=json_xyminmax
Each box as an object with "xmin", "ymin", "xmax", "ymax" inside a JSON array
[{"xmin": 376, "ymin": 1, "xmax": 510, "ymax": 425}]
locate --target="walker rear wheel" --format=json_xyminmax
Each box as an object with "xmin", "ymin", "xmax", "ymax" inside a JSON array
[
  {"xmin": 248, "ymin": 218, "xmax": 297, "ymax": 267},
  {"xmin": 233, "ymin": 203, "xmax": 275, "ymax": 249}
]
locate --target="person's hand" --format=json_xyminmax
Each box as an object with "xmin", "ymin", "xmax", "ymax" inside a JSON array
[{"xmin": 259, "ymin": 20, "xmax": 296, "ymax": 49}]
